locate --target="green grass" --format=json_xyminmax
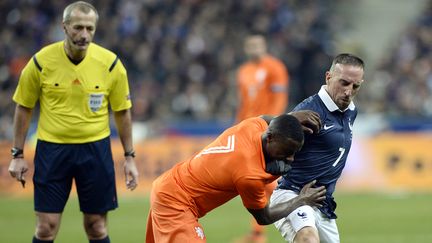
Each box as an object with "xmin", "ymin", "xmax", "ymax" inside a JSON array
[{"xmin": 0, "ymin": 193, "xmax": 431, "ymax": 242}]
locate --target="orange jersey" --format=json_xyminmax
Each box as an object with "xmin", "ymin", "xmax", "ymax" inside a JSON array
[
  {"xmin": 151, "ymin": 117, "xmax": 278, "ymax": 218},
  {"xmin": 236, "ymin": 55, "xmax": 289, "ymax": 123}
]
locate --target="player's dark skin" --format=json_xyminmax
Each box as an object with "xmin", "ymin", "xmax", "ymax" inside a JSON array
[{"xmin": 248, "ymin": 110, "xmax": 326, "ymax": 225}]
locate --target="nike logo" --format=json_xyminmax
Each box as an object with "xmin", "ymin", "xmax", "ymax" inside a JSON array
[
  {"xmin": 297, "ymin": 211, "xmax": 307, "ymax": 219},
  {"xmin": 323, "ymin": 124, "xmax": 334, "ymax": 130}
]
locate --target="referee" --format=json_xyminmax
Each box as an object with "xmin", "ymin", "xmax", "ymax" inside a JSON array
[{"xmin": 8, "ymin": 2, "xmax": 138, "ymax": 243}]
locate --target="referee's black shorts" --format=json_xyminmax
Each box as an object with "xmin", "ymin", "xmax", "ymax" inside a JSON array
[{"xmin": 33, "ymin": 136, "xmax": 118, "ymax": 214}]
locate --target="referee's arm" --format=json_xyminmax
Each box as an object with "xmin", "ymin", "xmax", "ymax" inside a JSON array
[{"xmin": 114, "ymin": 109, "xmax": 139, "ymax": 190}]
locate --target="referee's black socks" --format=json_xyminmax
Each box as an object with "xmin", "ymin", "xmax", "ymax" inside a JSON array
[
  {"xmin": 89, "ymin": 236, "xmax": 110, "ymax": 243},
  {"xmin": 32, "ymin": 235, "xmax": 110, "ymax": 242},
  {"xmin": 32, "ymin": 236, "xmax": 53, "ymax": 243}
]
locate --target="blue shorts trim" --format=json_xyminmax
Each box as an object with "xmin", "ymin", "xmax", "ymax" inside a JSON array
[{"xmin": 33, "ymin": 137, "xmax": 118, "ymax": 214}]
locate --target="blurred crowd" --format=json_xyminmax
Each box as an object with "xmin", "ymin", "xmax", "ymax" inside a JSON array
[
  {"xmin": 363, "ymin": 0, "xmax": 432, "ymax": 118},
  {"xmin": 1, "ymin": 0, "xmax": 431, "ymax": 140},
  {"xmin": 0, "ymin": 0, "xmax": 338, "ymax": 139}
]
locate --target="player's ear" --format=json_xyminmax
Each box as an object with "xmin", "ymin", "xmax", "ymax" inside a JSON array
[
  {"xmin": 266, "ymin": 132, "xmax": 274, "ymax": 143},
  {"xmin": 325, "ymin": 71, "xmax": 331, "ymax": 85}
]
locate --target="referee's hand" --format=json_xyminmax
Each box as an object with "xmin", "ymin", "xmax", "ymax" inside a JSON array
[
  {"xmin": 8, "ymin": 158, "xmax": 28, "ymax": 188},
  {"xmin": 124, "ymin": 157, "xmax": 139, "ymax": 190}
]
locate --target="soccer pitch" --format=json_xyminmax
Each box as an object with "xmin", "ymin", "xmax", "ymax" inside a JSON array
[{"xmin": 0, "ymin": 193, "xmax": 431, "ymax": 243}]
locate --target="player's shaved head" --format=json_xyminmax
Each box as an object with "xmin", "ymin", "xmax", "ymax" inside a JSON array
[{"xmin": 63, "ymin": 1, "xmax": 99, "ymax": 24}]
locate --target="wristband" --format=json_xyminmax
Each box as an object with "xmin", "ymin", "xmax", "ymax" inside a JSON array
[
  {"xmin": 124, "ymin": 150, "xmax": 135, "ymax": 158},
  {"xmin": 11, "ymin": 147, "xmax": 24, "ymax": 158}
]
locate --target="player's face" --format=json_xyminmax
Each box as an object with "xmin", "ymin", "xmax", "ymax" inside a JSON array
[
  {"xmin": 267, "ymin": 138, "xmax": 302, "ymax": 161},
  {"xmin": 244, "ymin": 36, "xmax": 267, "ymax": 60},
  {"xmin": 325, "ymin": 64, "xmax": 364, "ymax": 110},
  {"xmin": 63, "ymin": 9, "xmax": 97, "ymax": 53}
]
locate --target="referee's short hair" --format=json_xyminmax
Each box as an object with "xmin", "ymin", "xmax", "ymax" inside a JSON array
[{"xmin": 63, "ymin": 1, "xmax": 99, "ymax": 24}]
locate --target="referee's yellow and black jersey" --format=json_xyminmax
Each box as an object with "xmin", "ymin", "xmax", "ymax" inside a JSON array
[{"xmin": 13, "ymin": 41, "xmax": 132, "ymax": 144}]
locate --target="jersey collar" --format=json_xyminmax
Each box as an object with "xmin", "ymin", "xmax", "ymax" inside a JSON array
[{"xmin": 318, "ymin": 85, "xmax": 355, "ymax": 112}]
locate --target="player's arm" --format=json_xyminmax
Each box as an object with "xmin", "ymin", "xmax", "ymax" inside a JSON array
[
  {"xmin": 259, "ymin": 110, "xmax": 321, "ymax": 134},
  {"xmin": 266, "ymin": 60, "xmax": 289, "ymax": 115},
  {"xmin": 235, "ymin": 70, "xmax": 248, "ymax": 124},
  {"xmin": 247, "ymin": 180, "xmax": 326, "ymax": 225},
  {"xmin": 266, "ymin": 88, "xmax": 287, "ymax": 115},
  {"xmin": 8, "ymin": 104, "xmax": 33, "ymax": 187},
  {"xmin": 113, "ymin": 109, "xmax": 139, "ymax": 190}
]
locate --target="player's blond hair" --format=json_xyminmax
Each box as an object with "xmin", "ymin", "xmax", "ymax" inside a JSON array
[{"xmin": 63, "ymin": 1, "xmax": 99, "ymax": 24}]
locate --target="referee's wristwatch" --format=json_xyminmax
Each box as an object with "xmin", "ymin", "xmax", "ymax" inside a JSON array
[
  {"xmin": 11, "ymin": 147, "xmax": 24, "ymax": 159},
  {"xmin": 124, "ymin": 150, "xmax": 136, "ymax": 158}
]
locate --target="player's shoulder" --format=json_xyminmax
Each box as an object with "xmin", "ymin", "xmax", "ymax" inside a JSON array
[
  {"xmin": 238, "ymin": 60, "xmax": 253, "ymax": 73},
  {"xmin": 262, "ymin": 55, "xmax": 284, "ymax": 66},
  {"xmin": 294, "ymin": 94, "xmax": 328, "ymax": 119},
  {"xmin": 234, "ymin": 117, "xmax": 267, "ymax": 150},
  {"xmin": 295, "ymin": 94, "xmax": 321, "ymax": 111},
  {"xmin": 238, "ymin": 117, "xmax": 268, "ymax": 131}
]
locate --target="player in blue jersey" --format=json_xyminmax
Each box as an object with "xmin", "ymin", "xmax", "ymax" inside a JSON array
[{"xmin": 269, "ymin": 53, "xmax": 365, "ymax": 243}]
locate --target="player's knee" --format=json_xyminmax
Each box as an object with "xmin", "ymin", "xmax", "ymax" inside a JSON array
[
  {"xmin": 35, "ymin": 221, "xmax": 58, "ymax": 240},
  {"xmin": 293, "ymin": 226, "xmax": 319, "ymax": 243},
  {"xmin": 84, "ymin": 214, "xmax": 108, "ymax": 239}
]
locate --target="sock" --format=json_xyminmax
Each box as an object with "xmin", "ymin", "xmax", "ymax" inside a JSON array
[
  {"xmin": 252, "ymin": 219, "xmax": 265, "ymax": 235},
  {"xmin": 89, "ymin": 236, "xmax": 110, "ymax": 243},
  {"xmin": 32, "ymin": 236, "xmax": 53, "ymax": 243}
]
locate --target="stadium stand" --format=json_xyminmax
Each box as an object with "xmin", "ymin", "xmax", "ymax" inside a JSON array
[
  {"xmin": 0, "ymin": 0, "xmax": 335, "ymax": 139},
  {"xmin": 1, "ymin": 0, "xmax": 432, "ymax": 139}
]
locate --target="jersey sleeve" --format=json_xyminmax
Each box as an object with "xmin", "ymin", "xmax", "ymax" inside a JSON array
[
  {"xmin": 266, "ymin": 59, "xmax": 288, "ymax": 115},
  {"xmin": 12, "ymin": 56, "xmax": 41, "ymax": 108},
  {"xmin": 235, "ymin": 66, "xmax": 248, "ymax": 123},
  {"xmin": 108, "ymin": 58, "xmax": 132, "ymax": 111},
  {"xmin": 236, "ymin": 176, "xmax": 268, "ymax": 210},
  {"xmin": 269, "ymin": 60, "xmax": 289, "ymax": 91}
]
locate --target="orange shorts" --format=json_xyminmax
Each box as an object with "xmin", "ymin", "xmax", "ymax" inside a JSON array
[
  {"xmin": 146, "ymin": 206, "xmax": 206, "ymax": 243},
  {"xmin": 146, "ymin": 174, "xmax": 207, "ymax": 243}
]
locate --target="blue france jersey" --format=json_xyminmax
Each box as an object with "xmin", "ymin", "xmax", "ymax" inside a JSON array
[{"xmin": 277, "ymin": 86, "xmax": 357, "ymax": 219}]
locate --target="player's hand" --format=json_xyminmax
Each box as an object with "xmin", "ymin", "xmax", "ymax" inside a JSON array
[
  {"xmin": 289, "ymin": 110, "xmax": 321, "ymax": 134},
  {"xmin": 298, "ymin": 180, "xmax": 326, "ymax": 207},
  {"xmin": 124, "ymin": 157, "xmax": 139, "ymax": 190},
  {"xmin": 8, "ymin": 158, "xmax": 28, "ymax": 188}
]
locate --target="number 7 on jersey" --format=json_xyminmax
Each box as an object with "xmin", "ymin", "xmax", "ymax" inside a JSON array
[{"xmin": 332, "ymin": 147, "xmax": 345, "ymax": 167}]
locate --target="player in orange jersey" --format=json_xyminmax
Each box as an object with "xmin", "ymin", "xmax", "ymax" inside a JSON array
[
  {"xmin": 235, "ymin": 35, "xmax": 290, "ymax": 243},
  {"xmin": 235, "ymin": 35, "xmax": 289, "ymax": 123},
  {"xmin": 145, "ymin": 111, "xmax": 326, "ymax": 243}
]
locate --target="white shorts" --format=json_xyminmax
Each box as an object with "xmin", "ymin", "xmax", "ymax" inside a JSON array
[{"xmin": 270, "ymin": 189, "xmax": 340, "ymax": 243}]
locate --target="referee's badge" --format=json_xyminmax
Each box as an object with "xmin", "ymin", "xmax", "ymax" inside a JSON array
[{"xmin": 89, "ymin": 93, "xmax": 104, "ymax": 112}]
